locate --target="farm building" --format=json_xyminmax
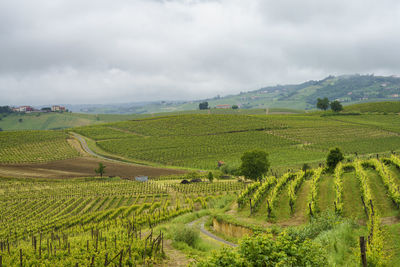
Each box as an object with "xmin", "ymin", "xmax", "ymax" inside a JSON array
[
  {"xmin": 51, "ymin": 105, "xmax": 66, "ymax": 112},
  {"xmin": 215, "ymin": 104, "xmax": 231, "ymax": 109}
]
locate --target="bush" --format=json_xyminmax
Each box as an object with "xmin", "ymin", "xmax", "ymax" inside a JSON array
[
  {"xmin": 221, "ymin": 164, "xmax": 238, "ymax": 175},
  {"xmin": 326, "ymin": 147, "xmax": 344, "ymax": 171},
  {"xmin": 198, "ymin": 231, "xmax": 326, "ymax": 266},
  {"xmin": 171, "ymin": 224, "xmax": 199, "ymax": 247}
]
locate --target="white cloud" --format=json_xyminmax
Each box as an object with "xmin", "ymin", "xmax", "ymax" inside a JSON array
[{"xmin": 0, "ymin": 0, "xmax": 400, "ymax": 105}]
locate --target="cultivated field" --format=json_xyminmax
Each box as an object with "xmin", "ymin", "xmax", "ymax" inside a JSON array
[
  {"xmin": 73, "ymin": 113, "xmax": 400, "ymax": 170},
  {"xmin": 0, "ymin": 176, "xmax": 242, "ymax": 265},
  {"xmin": 1, "ymin": 106, "xmax": 400, "ymax": 265}
]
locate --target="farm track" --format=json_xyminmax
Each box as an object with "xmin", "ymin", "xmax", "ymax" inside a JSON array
[
  {"xmin": 0, "ymin": 133, "xmax": 185, "ymax": 179},
  {"xmin": 188, "ymin": 217, "xmax": 238, "ymax": 247}
]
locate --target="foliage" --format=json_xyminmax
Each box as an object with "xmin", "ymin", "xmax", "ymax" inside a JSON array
[
  {"xmin": 199, "ymin": 102, "xmax": 209, "ymax": 110},
  {"xmin": 207, "ymin": 171, "xmax": 214, "ymax": 183},
  {"xmin": 326, "ymin": 147, "xmax": 344, "ymax": 170},
  {"xmin": 198, "ymin": 232, "xmax": 326, "ymax": 266},
  {"xmin": 94, "ymin": 162, "xmax": 106, "ymax": 177},
  {"xmin": 172, "ymin": 224, "xmax": 199, "ymax": 247},
  {"xmin": 330, "ymin": 100, "xmax": 343, "ymax": 112},
  {"xmin": 302, "ymin": 163, "xmax": 311, "ymax": 172},
  {"xmin": 317, "ymin": 97, "xmax": 330, "ymax": 110},
  {"xmin": 333, "ymin": 162, "xmax": 344, "ymax": 214},
  {"xmin": 0, "ymin": 106, "xmax": 13, "ymax": 114},
  {"xmin": 237, "ymin": 181, "xmax": 260, "ymax": 207},
  {"xmin": 250, "ymin": 177, "xmax": 276, "ymax": 211},
  {"xmin": 232, "ymin": 105, "xmax": 239, "ymax": 110},
  {"xmin": 239, "ymin": 150, "xmax": 270, "ymax": 182},
  {"xmin": 308, "ymin": 168, "xmax": 323, "ymax": 216}
]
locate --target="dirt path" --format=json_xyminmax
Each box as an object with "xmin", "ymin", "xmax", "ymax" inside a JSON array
[
  {"xmin": 156, "ymin": 240, "xmax": 193, "ymax": 267},
  {"xmin": 188, "ymin": 217, "xmax": 238, "ymax": 247}
]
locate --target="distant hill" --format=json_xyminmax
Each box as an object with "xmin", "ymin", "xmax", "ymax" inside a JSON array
[
  {"xmin": 68, "ymin": 74, "xmax": 400, "ymax": 114},
  {"xmin": 343, "ymin": 101, "xmax": 400, "ymax": 113},
  {"xmin": 0, "ymin": 108, "xmax": 303, "ymax": 131},
  {"xmin": 0, "ymin": 112, "xmax": 144, "ymax": 131}
]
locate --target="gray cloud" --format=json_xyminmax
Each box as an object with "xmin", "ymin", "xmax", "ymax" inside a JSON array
[{"xmin": 0, "ymin": 0, "xmax": 400, "ymax": 105}]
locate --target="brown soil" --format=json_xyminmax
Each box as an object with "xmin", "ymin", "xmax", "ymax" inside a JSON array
[{"xmin": 0, "ymin": 157, "xmax": 186, "ymax": 179}]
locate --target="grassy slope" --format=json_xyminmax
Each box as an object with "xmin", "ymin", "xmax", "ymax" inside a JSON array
[
  {"xmin": 0, "ymin": 112, "xmax": 147, "ymax": 130},
  {"xmin": 273, "ymin": 184, "xmax": 291, "ymax": 222},
  {"xmin": 385, "ymin": 223, "xmax": 400, "ymax": 266},
  {"xmin": 0, "ymin": 108, "xmax": 304, "ymax": 131},
  {"xmin": 344, "ymin": 101, "xmax": 400, "ymax": 113},
  {"xmin": 291, "ymin": 179, "xmax": 311, "ymax": 223},
  {"xmin": 366, "ymin": 169, "xmax": 399, "ymax": 217},
  {"xmin": 317, "ymin": 174, "xmax": 335, "ymax": 213},
  {"xmin": 342, "ymin": 172, "xmax": 366, "ymax": 220}
]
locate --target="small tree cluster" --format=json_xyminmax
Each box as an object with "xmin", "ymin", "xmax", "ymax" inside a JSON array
[
  {"xmin": 199, "ymin": 102, "xmax": 209, "ymax": 110},
  {"xmin": 316, "ymin": 98, "xmax": 343, "ymax": 112}
]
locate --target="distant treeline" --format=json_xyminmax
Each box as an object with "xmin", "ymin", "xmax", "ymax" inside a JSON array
[{"xmin": 0, "ymin": 106, "xmax": 13, "ymax": 114}]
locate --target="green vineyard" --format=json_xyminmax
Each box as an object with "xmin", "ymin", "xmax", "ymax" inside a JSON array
[
  {"xmin": 73, "ymin": 113, "xmax": 400, "ymax": 169},
  {"xmin": 0, "ymin": 131, "xmax": 78, "ymax": 164},
  {"xmin": 0, "ymin": 176, "xmax": 243, "ymax": 265}
]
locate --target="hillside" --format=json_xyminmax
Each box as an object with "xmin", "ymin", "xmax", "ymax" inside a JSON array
[
  {"xmin": 69, "ymin": 74, "xmax": 400, "ymax": 114},
  {"xmin": 344, "ymin": 101, "xmax": 400, "ymax": 113},
  {"xmin": 2, "ymin": 112, "xmax": 400, "ymax": 265},
  {"xmin": 73, "ymin": 113, "xmax": 400, "ymax": 171},
  {"xmin": 0, "ymin": 108, "xmax": 303, "ymax": 131},
  {"xmin": 0, "ymin": 112, "xmax": 147, "ymax": 131}
]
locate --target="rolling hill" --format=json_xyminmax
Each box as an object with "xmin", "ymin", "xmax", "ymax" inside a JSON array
[{"xmin": 68, "ymin": 74, "xmax": 400, "ymax": 114}]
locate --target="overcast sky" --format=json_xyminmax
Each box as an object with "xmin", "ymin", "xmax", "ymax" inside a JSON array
[{"xmin": 1, "ymin": 0, "xmax": 400, "ymax": 105}]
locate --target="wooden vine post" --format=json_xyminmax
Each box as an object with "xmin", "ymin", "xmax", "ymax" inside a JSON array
[{"xmin": 359, "ymin": 236, "xmax": 367, "ymax": 267}]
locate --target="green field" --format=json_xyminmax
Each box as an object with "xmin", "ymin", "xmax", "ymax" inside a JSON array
[
  {"xmin": 0, "ymin": 108, "xmax": 303, "ymax": 131},
  {"xmin": 344, "ymin": 101, "xmax": 400, "ymax": 113},
  {"xmin": 0, "ymin": 112, "xmax": 149, "ymax": 131},
  {"xmin": 73, "ymin": 113, "xmax": 400, "ymax": 170},
  {"xmin": 0, "ymin": 130, "xmax": 78, "ymax": 163},
  {"xmin": 0, "ymin": 175, "xmax": 244, "ymax": 266},
  {"xmin": 1, "ymin": 105, "xmax": 400, "ymax": 265},
  {"xmin": 1, "ymin": 158, "xmax": 400, "ymax": 265}
]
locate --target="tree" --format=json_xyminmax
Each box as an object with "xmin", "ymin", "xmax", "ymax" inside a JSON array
[
  {"xmin": 326, "ymin": 148, "xmax": 344, "ymax": 170},
  {"xmin": 330, "ymin": 100, "xmax": 343, "ymax": 112},
  {"xmin": 94, "ymin": 162, "xmax": 106, "ymax": 177},
  {"xmin": 199, "ymin": 102, "xmax": 209, "ymax": 110},
  {"xmin": 232, "ymin": 105, "xmax": 239, "ymax": 109},
  {"xmin": 239, "ymin": 150, "xmax": 270, "ymax": 182},
  {"xmin": 207, "ymin": 171, "xmax": 214, "ymax": 183},
  {"xmin": 18, "ymin": 118, "xmax": 23, "ymax": 123},
  {"xmin": 316, "ymin": 97, "xmax": 329, "ymax": 110},
  {"xmin": 302, "ymin": 163, "xmax": 311, "ymax": 172}
]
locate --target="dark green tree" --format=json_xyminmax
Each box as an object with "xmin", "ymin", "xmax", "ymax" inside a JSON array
[
  {"xmin": 239, "ymin": 150, "xmax": 270, "ymax": 182},
  {"xmin": 207, "ymin": 171, "xmax": 214, "ymax": 183},
  {"xmin": 326, "ymin": 148, "xmax": 344, "ymax": 170},
  {"xmin": 199, "ymin": 102, "xmax": 209, "ymax": 110},
  {"xmin": 330, "ymin": 100, "xmax": 343, "ymax": 112},
  {"xmin": 316, "ymin": 97, "xmax": 329, "ymax": 110},
  {"xmin": 232, "ymin": 105, "xmax": 239, "ymax": 109},
  {"xmin": 95, "ymin": 162, "xmax": 106, "ymax": 177},
  {"xmin": 18, "ymin": 118, "xmax": 23, "ymax": 123}
]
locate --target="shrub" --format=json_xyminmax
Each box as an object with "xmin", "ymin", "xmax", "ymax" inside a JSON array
[{"xmin": 171, "ymin": 224, "xmax": 199, "ymax": 247}]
